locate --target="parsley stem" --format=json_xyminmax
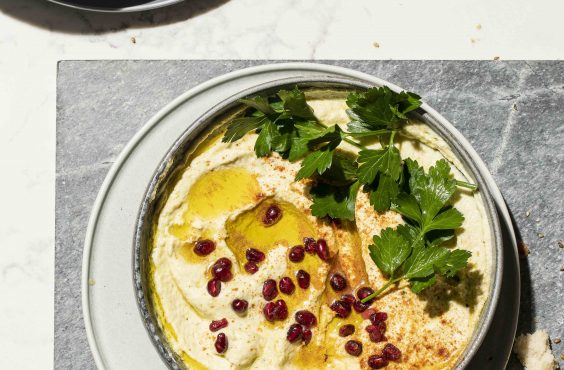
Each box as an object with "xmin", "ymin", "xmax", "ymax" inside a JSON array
[
  {"xmin": 455, "ymin": 180, "xmax": 478, "ymax": 191},
  {"xmin": 315, "ymin": 121, "xmax": 368, "ymax": 151},
  {"xmin": 388, "ymin": 130, "xmax": 397, "ymax": 146},
  {"xmin": 361, "ymin": 277, "xmax": 402, "ymax": 303}
]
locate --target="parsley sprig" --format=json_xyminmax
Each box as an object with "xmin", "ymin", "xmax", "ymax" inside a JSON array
[
  {"xmin": 362, "ymin": 159, "xmax": 472, "ymax": 302},
  {"xmin": 222, "ymin": 86, "xmax": 474, "ymax": 296}
]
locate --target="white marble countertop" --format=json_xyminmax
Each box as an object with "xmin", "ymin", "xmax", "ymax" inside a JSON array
[{"xmin": 0, "ymin": 0, "xmax": 563, "ymax": 369}]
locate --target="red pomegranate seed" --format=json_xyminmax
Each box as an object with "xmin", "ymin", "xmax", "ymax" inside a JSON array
[
  {"xmin": 341, "ymin": 294, "xmax": 356, "ymax": 305},
  {"xmin": 353, "ymin": 300, "xmax": 370, "ymax": 313},
  {"xmin": 262, "ymin": 204, "xmax": 282, "ymax": 226},
  {"xmin": 369, "ymin": 329, "xmax": 386, "ymax": 343},
  {"xmin": 263, "ymin": 279, "xmax": 278, "ymax": 301},
  {"xmin": 244, "ymin": 261, "xmax": 258, "ymax": 274},
  {"xmin": 232, "ymin": 299, "xmax": 248, "ymax": 313},
  {"xmin": 263, "ymin": 302, "xmax": 276, "ymax": 322},
  {"xmin": 329, "ymin": 300, "xmax": 351, "ymax": 318},
  {"xmin": 273, "ymin": 299, "xmax": 288, "ymax": 320},
  {"xmin": 246, "ymin": 248, "xmax": 265, "ymax": 263},
  {"xmin": 382, "ymin": 343, "xmax": 402, "ymax": 361},
  {"xmin": 315, "ymin": 239, "xmax": 330, "ymax": 261},
  {"xmin": 338, "ymin": 324, "xmax": 355, "ymax": 337},
  {"xmin": 362, "ymin": 308, "xmax": 378, "ymax": 320},
  {"xmin": 212, "ymin": 258, "xmax": 233, "ymax": 282},
  {"xmin": 209, "ymin": 318, "xmax": 228, "ymax": 332},
  {"xmin": 370, "ymin": 312, "xmax": 388, "ymax": 324},
  {"xmin": 303, "ymin": 237, "xmax": 317, "ymax": 254},
  {"xmin": 286, "ymin": 323, "xmax": 303, "ymax": 343},
  {"xmin": 296, "ymin": 270, "xmax": 310, "ymax": 289},
  {"xmin": 279, "ymin": 277, "xmax": 295, "ymax": 295},
  {"xmin": 368, "ymin": 355, "xmax": 388, "ymax": 369},
  {"xmin": 295, "ymin": 310, "xmax": 317, "ymax": 328},
  {"xmin": 356, "ymin": 287, "xmax": 375, "ymax": 303},
  {"xmin": 213, "ymin": 257, "xmax": 232, "ymax": 270},
  {"xmin": 194, "ymin": 239, "xmax": 215, "ymax": 256},
  {"xmin": 302, "ymin": 329, "xmax": 312, "ymax": 345},
  {"xmin": 344, "ymin": 340, "xmax": 363, "ymax": 356},
  {"xmin": 329, "ymin": 273, "xmax": 347, "ymax": 291},
  {"xmin": 214, "ymin": 333, "xmax": 228, "ymax": 354},
  {"xmin": 366, "ymin": 321, "xmax": 386, "ymax": 334},
  {"xmin": 288, "ymin": 245, "xmax": 305, "ymax": 263},
  {"xmin": 207, "ymin": 278, "xmax": 221, "ymax": 297}
]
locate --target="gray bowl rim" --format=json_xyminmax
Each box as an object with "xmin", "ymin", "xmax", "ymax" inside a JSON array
[
  {"xmin": 46, "ymin": 0, "xmax": 183, "ymax": 12},
  {"xmin": 133, "ymin": 76, "xmax": 503, "ymax": 370}
]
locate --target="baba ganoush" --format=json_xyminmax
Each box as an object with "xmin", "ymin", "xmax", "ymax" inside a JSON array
[{"xmin": 148, "ymin": 89, "xmax": 493, "ymax": 369}]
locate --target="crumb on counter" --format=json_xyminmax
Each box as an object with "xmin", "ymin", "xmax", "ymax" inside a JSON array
[
  {"xmin": 518, "ymin": 241, "xmax": 530, "ymax": 257},
  {"xmin": 373, "ymin": 41, "xmax": 380, "ymax": 48},
  {"xmin": 513, "ymin": 331, "xmax": 557, "ymax": 370}
]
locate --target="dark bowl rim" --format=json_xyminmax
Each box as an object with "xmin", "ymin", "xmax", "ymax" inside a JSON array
[{"xmin": 132, "ymin": 76, "xmax": 503, "ymax": 370}]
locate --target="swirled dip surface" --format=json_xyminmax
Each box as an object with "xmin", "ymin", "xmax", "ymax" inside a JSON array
[{"xmin": 150, "ymin": 92, "xmax": 493, "ymax": 369}]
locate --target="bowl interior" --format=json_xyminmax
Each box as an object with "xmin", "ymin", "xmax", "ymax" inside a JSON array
[{"xmin": 133, "ymin": 77, "xmax": 502, "ymax": 370}]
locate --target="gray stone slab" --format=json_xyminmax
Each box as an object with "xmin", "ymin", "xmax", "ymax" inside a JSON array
[{"xmin": 56, "ymin": 60, "xmax": 564, "ymax": 369}]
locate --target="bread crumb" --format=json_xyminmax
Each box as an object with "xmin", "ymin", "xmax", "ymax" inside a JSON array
[
  {"xmin": 513, "ymin": 331, "xmax": 556, "ymax": 370},
  {"xmin": 558, "ymin": 241, "xmax": 563, "ymax": 248},
  {"xmin": 131, "ymin": 36, "xmax": 136, "ymax": 44},
  {"xmin": 518, "ymin": 241, "xmax": 530, "ymax": 257},
  {"xmin": 494, "ymin": 56, "xmax": 500, "ymax": 60},
  {"xmin": 470, "ymin": 38, "xmax": 477, "ymax": 44},
  {"xmin": 373, "ymin": 41, "xmax": 380, "ymax": 48},
  {"xmin": 553, "ymin": 338, "xmax": 561, "ymax": 344},
  {"xmin": 476, "ymin": 24, "xmax": 482, "ymax": 30},
  {"xmin": 538, "ymin": 233, "xmax": 545, "ymax": 239}
]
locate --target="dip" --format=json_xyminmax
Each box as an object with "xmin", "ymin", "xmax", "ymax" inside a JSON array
[{"xmin": 148, "ymin": 90, "xmax": 493, "ymax": 369}]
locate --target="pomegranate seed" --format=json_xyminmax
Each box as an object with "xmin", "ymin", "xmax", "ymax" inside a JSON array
[
  {"xmin": 315, "ymin": 239, "xmax": 330, "ymax": 261},
  {"xmin": 194, "ymin": 239, "xmax": 215, "ymax": 256},
  {"xmin": 353, "ymin": 300, "xmax": 370, "ymax": 313},
  {"xmin": 362, "ymin": 308, "xmax": 378, "ymax": 320},
  {"xmin": 213, "ymin": 266, "xmax": 232, "ymax": 282},
  {"xmin": 329, "ymin": 273, "xmax": 347, "ymax": 291},
  {"xmin": 214, "ymin": 333, "xmax": 228, "ymax": 354},
  {"xmin": 212, "ymin": 258, "xmax": 233, "ymax": 282},
  {"xmin": 262, "ymin": 204, "xmax": 282, "ymax": 226},
  {"xmin": 344, "ymin": 340, "xmax": 362, "ymax": 356},
  {"xmin": 303, "ymin": 237, "xmax": 317, "ymax": 254},
  {"xmin": 368, "ymin": 355, "xmax": 388, "ymax": 369},
  {"xmin": 262, "ymin": 279, "xmax": 278, "ymax": 301},
  {"xmin": 209, "ymin": 318, "xmax": 228, "ymax": 332},
  {"xmin": 246, "ymin": 248, "xmax": 265, "ymax": 263},
  {"xmin": 338, "ymin": 324, "xmax": 355, "ymax": 337},
  {"xmin": 330, "ymin": 300, "xmax": 351, "ymax": 318},
  {"xmin": 366, "ymin": 321, "xmax": 386, "ymax": 334},
  {"xmin": 356, "ymin": 287, "xmax": 375, "ymax": 303},
  {"xmin": 244, "ymin": 261, "xmax": 258, "ymax": 274},
  {"xmin": 207, "ymin": 278, "xmax": 221, "ymax": 297},
  {"xmin": 279, "ymin": 277, "xmax": 295, "ymax": 295},
  {"xmin": 302, "ymin": 329, "xmax": 312, "ymax": 345},
  {"xmin": 232, "ymin": 299, "xmax": 248, "ymax": 313},
  {"xmin": 369, "ymin": 329, "xmax": 386, "ymax": 343},
  {"xmin": 263, "ymin": 302, "xmax": 276, "ymax": 322},
  {"xmin": 382, "ymin": 343, "xmax": 402, "ymax": 361},
  {"xmin": 295, "ymin": 310, "xmax": 317, "ymax": 328},
  {"xmin": 288, "ymin": 246, "xmax": 305, "ymax": 263},
  {"xmin": 286, "ymin": 323, "xmax": 303, "ymax": 343},
  {"xmin": 273, "ymin": 299, "xmax": 288, "ymax": 320},
  {"xmin": 213, "ymin": 257, "xmax": 232, "ymax": 270},
  {"xmin": 366, "ymin": 322, "xmax": 386, "ymax": 342},
  {"xmin": 296, "ymin": 270, "xmax": 310, "ymax": 289},
  {"xmin": 341, "ymin": 294, "xmax": 356, "ymax": 305},
  {"xmin": 370, "ymin": 312, "xmax": 388, "ymax": 324}
]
